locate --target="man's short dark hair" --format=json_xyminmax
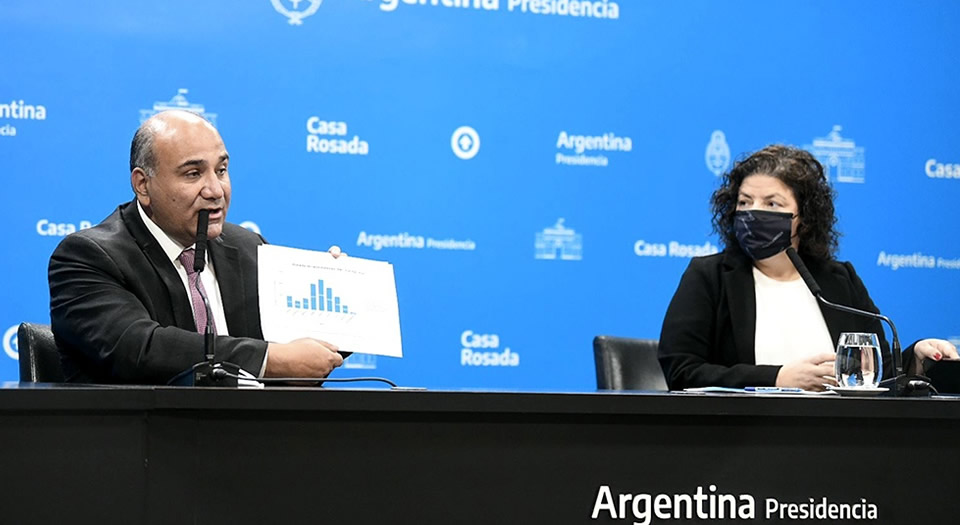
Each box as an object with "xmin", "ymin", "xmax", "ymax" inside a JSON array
[{"xmin": 129, "ymin": 123, "xmax": 156, "ymax": 176}]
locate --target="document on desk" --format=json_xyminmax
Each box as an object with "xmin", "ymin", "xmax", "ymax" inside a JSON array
[
  {"xmin": 257, "ymin": 245, "xmax": 403, "ymax": 358},
  {"xmin": 681, "ymin": 387, "xmax": 835, "ymax": 395}
]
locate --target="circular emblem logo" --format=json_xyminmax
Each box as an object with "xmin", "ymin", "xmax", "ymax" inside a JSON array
[
  {"xmin": 705, "ymin": 130, "xmax": 731, "ymax": 176},
  {"xmin": 240, "ymin": 221, "xmax": 262, "ymax": 235},
  {"xmin": 3, "ymin": 325, "xmax": 18, "ymax": 360},
  {"xmin": 451, "ymin": 126, "xmax": 481, "ymax": 160},
  {"xmin": 271, "ymin": 0, "xmax": 323, "ymax": 25}
]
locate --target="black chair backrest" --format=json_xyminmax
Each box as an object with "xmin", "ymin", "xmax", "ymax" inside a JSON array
[
  {"xmin": 18, "ymin": 323, "xmax": 65, "ymax": 383},
  {"xmin": 592, "ymin": 335, "xmax": 667, "ymax": 391}
]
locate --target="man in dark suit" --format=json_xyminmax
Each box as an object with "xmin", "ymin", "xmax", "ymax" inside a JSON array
[{"xmin": 49, "ymin": 110, "xmax": 344, "ymax": 383}]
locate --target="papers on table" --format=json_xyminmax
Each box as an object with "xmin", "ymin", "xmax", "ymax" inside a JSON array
[
  {"xmin": 257, "ymin": 245, "xmax": 403, "ymax": 358},
  {"xmin": 681, "ymin": 386, "xmax": 836, "ymax": 395},
  {"xmin": 237, "ymin": 367, "xmax": 265, "ymax": 389}
]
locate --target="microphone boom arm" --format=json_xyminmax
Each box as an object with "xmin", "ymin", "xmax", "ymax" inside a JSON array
[
  {"xmin": 813, "ymin": 292, "xmax": 903, "ymax": 384},
  {"xmin": 785, "ymin": 247, "xmax": 904, "ymax": 395}
]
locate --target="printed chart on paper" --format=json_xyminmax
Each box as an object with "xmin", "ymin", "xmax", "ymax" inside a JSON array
[{"xmin": 258, "ymin": 245, "xmax": 402, "ymax": 357}]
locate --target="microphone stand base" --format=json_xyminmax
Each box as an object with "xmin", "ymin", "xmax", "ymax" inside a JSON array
[
  {"xmin": 879, "ymin": 375, "xmax": 932, "ymax": 397},
  {"xmin": 168, "ymin": 361, "xmax": 243, "ymax": 387}
]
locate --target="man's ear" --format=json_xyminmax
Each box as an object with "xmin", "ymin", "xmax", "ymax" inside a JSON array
[{"xmin": 131, "ymin": 168, "xmax": 150, "ymax": 205}]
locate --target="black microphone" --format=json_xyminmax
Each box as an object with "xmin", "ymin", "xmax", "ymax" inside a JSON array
[
  {"xmin": 785, "ymin": 247, "xmax": 908, "ymax": 395},
  {"xmin": 167, "ymin": 209, "xmax": 234, "ymax": 387},
  {"xmin": 194, "ymin": 209, "xmax": 208, "ymax": 273},
  {"xmin": 193, "ymin": 210, "xmax": 215, "ymax": 362},
  {"xmin": 785, "ymin": 247, "xmax": 821, "ymax": 297}
]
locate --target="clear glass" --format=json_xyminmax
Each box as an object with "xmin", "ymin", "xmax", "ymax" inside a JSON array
[{"xmin": 835, "ymin": 332, "xmax": 883, "ymax": 388}]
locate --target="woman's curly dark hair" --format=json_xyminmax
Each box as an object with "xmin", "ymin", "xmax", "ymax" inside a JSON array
[{"xmin": 711, "ymin": 144, "xmax": 839, "ymax": 261}]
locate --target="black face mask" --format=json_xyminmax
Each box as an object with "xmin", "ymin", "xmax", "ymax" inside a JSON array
[{"xmin": 733, "ymin": 209, "xmax": 794, "ymax": 261}]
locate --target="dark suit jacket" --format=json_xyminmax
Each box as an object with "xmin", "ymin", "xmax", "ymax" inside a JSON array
[
  {"xmin": 49, "ymin": 200, "xmax": 269, "ymax": 384},
  {"xmin": 658, "ymin": 249, "xmax": 909, "ymax": 390}
]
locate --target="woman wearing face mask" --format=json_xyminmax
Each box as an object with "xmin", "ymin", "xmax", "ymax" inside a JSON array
[{"xmin": 657, "ymin": 145, "xmax": 957, "ymax": 391}]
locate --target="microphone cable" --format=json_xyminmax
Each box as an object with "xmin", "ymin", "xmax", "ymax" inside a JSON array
[{"xmin": 210, "ymin": 368, "xmax": 400, "ymax": 388}]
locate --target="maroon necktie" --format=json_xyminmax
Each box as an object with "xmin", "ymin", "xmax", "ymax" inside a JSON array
[{"xmin": 177, "ymin": 248, "xmax": 216, "ymax": 334}]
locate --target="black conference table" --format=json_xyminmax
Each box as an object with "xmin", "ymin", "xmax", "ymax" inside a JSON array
[{"xmin": 1, "ymin": 384, "xmax": 958, "ymax": 524}]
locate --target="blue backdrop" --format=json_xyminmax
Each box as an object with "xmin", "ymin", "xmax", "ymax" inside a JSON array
[{"xmin": 2, "ymin": 0, "xmax": 959, "ymax": 389}]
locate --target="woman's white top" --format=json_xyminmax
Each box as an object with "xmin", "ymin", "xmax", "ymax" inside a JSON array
[{"xmin": 752, "ymin": 266, "xmax": 835, "ymax": 366}]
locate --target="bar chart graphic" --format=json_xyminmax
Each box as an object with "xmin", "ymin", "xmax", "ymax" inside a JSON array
[
  {"xmin": 285, "ymin": 279, "xmax": 355, "ymax": 316},
  {"xmin": 259, "ymin": 244, "xmax": 403, "ymax": 358}
]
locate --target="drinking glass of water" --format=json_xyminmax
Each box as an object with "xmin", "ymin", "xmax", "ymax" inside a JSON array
[{"xmin": 835, "ymin": 332, "xmax": 883, "ymax": 388}]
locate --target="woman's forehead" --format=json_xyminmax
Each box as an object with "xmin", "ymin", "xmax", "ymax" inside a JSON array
[{"xmin": 740, "ymin": 173, "xmax": 793, "ymax": 197}]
